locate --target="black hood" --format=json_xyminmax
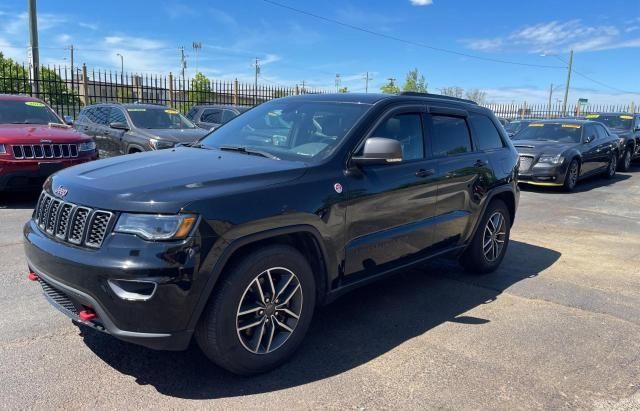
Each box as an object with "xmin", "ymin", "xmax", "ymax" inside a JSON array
[
  {"xmin": 512, "ymin": 139, "xmax": 578, "ymax": 155},
  {"xmin": 139, "ymin": 128, "xmax": 210, "ymax": 144},
  {"xmin": 48, "ymin": 147, "xmax": 308, "ymax": 213}
]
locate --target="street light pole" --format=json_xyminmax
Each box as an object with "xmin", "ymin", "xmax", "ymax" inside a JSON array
[
  {"xmin": 562, "ymin": 49, "xmax": 574, "ymax": 116},
  {"xmin": 116, "ymin": 53, "xmax": 124, "ymax": 84}
]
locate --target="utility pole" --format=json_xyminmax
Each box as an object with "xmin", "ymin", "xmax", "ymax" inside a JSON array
[
  {"xmin": 192, "ymin": 41, "xmax": 202, "ymax": 74},
  {"xmin": 116, "ymin": 53, "xmax": 124, "ymax": 84},
  {"xmin": 254, "ymin": 57, "xmax": 260, "ymax": 104},
  {"xmin": 68, "ymin": 44, "xmax": 74, "ymax": 80},
  {"xmin": 363, "ymin": 71, "xmax": 372, "ymax": 93},
  {"xmin": 28, "ymin": 0, "xmax": 40, "ymax": 95},
  {"xmin": 179, "ymin": 47, "xmax": 187, "ymax": 86},
  {"xmin": 562, "ymin": 49, "xmax": 574, "ymax": 116},
  {"xmin": 335, "ymin": 74, "xmax": 341, "ymax": 92}
]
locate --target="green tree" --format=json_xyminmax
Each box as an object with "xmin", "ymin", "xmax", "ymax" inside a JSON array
[
  {"xmin": 380, "ymin": 79, "xmax": 400, "ymax": 94},
  {"xmin": 402, "ymin": 68, "xmax": 427, "ymax": 93},
  {"xmin": 338, "ymin": 86, "xmax": 348, "ymax": 93},
  {"xmin": 189, "ymin": 72, "xmax": 212, "ymax": 104}
]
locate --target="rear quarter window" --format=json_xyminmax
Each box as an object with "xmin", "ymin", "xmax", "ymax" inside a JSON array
[{"xmin": 469, "ymin": 113, "xmax": 505, "ymax": 151}]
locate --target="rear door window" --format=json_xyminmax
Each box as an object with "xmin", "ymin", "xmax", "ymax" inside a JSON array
[
  {"xmin": 221, "ymin": 109, "xmax": 237, "ymax": 123},
  {"xmin": 201, "ymin": 109, "xmax": 222, "ymax": 124},
  {"xmin": 430, "ymin": 115, "xmax": 472, "ymax": 157}
]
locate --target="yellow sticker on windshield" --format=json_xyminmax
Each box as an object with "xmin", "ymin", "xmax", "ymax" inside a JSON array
[
  {"xmin": 127, "ymin": 108, "xmax": 146, "ymax": 112},
  {"xmin": 620, "ymin": 115, "xmax": 634, "ymax": 120},
  {"xmin": 562, "ymin": 124, "xmax": 581, "ymax": 128},
  {"xmin": 164, "ymin": 109, "xmax": 179, "ymax": 114},
  {"xmin": 585, "ymin": 114, "xmax": 600, "ymax": 119},
  {"xmin": 528, "ymin": 123, "xmax": 544, "ymax": 127},
  {"xmin": 25, "ymin": 101, "xmax": 46, "ymax": 107}
]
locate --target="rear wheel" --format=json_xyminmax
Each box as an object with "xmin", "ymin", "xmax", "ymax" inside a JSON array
[
  {"xmin": 461, "ymin": 199, "xmax": 511, "ymax": 274},
  {"xmin": 605, "ymin": 154, "xmax": 617, "ymax": 179},
  {"xmin": 196, "ymin": 245, "xmax": 316, "ymax": 375},
  {"xmin": 563, "ymin": 159, "xmax": 579, "ymax": 191}
]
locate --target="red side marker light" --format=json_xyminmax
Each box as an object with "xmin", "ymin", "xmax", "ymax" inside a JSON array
[
  {"xmin": 78, "ymin": 309, "xmax": 97, "ymax": 322},
  {"xmin": 28, "ymin": 272, "xmax": 38, "ymax": 281}
]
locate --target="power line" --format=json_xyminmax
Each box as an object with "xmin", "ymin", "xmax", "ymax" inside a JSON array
[{"xmin": 261, "ymin": 0, "xmax": 565, "ymax": 69}]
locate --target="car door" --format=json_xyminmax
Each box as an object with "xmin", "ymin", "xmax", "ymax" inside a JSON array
[
  {"xmin": 426, "ymin": 108, "xmax": 491, "ymax": 250},
  {"xmin": 344, "ymin": 105, "xmax": 439, "ymax": 279},
  {"xmin": 91, "ymin": 106, "xmax": 112, "ymax": 158},
  {"xmin": 580, "ymin": 125, "xmax": 602, "ymax": 174},
  {"xmin": 594, "ymin": 124, "xmax": 615, "ymax": 169},
  {"xmin": 107, "ymin": 107, "xmax": 129, "ymax": 157}
]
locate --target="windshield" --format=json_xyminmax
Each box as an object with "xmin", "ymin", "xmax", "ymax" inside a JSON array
[
  {"xmin": 505, "ymin": 120, "xmax": 531, "ymax": 134},
  {"xmin": 197, "ymin": 100, "xmax": 371, "ymax": 162},
  {"xmin": 586, "ymin": 114, "xmax": 633, "ymax": 130},
  {"xmin": 0, "ymin": 100, "xmax": 62, "ymax": 125},
  {"xmin": 126, "ymin": 107, "xmax": 196, "ymax": 129},
  {"xmin": 513, "ymin": 123, "xmax": 582, "ymax": 143}
]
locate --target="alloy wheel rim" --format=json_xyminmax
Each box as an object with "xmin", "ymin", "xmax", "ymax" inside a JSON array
[
  {"xmin": 624, "ymin": 152, "xmax": 631, "ymax": 169},
  {"xmin": 569, "ymin": 162, "xmax": 578, "ymax": 187},
  {"xmin": 483, "ymin": 211, "xmax": 507, "ymax": 262},
  {"xmin": 609, "ymin": 156, "xmax": 617, "ymax": 175},
  {"xmin": 236, "ymin": 267, "xmax": 303, "ymax": 355}
]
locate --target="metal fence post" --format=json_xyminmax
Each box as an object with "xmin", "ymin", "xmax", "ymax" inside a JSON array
[
  {"xmin": 295, "ymin": 84, "xmax": 300, "ymax": 95},
  {"xmin": 81, "ymin": 64, "xmax": 89, "ymax": 106},
  {"xmin": 168, "ymin": 72, "xmax": 174, "ymax": 108},
  {"xmin": 233, "ymin": 78, "xmax": 239, "ymax": 106}
]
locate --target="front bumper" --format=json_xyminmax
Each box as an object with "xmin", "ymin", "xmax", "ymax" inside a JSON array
[
  {"xmin": 0, "ymin": 155, "xmax": 96, "ymax": 191},
  {"xmin": 518, "ymin": 162, "xmax": 568, "ymax": 187},
  {"xmin": 24, "ymin": 218, "xmax": 209, "ymax": 351}
]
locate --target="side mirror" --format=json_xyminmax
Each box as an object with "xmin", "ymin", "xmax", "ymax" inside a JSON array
[
  {"xmin": 634, "ymin": 126, "xmax": 640, "ymax": 132},
  {"xmin": 63, "ymin": 115, "xmax": 74, "ymax": 126},
  {"xmin": 584, "ymin": 135, "xmax": 595, "ymax": 144},
  {"xmin": 352, "ymin": 137, "xmax": 403, "ymax": 166},
  {"xmin": 110, "ymin": 121, "xmax": 129, "ymax": 131}
]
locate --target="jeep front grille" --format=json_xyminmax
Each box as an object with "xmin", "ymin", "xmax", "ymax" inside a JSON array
[
  {"xmin": 12, "ymin": 144, "xmax": 78, "ymax": 159},
  {"xmin": 34, "ymin": 192, "xmax": 114, "ymax": 249}
]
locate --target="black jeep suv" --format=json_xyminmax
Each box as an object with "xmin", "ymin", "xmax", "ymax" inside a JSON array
[
  {"xmin": 75, "ymin": 103, "xmax": 209, "ymax": 158},
  {"xmin": 24, "ymin": 92, "xmax": 519, "ymax": 375}
]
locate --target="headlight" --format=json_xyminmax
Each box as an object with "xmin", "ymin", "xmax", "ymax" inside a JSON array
[
  {"xmin": 618, "ymin": 137, "xmax": 625, "ymax": 146},
  {"xmin": 0, "ymin": 144, "xmax": 6, "ymax": 154},
  {"xmin": 149, "ymin": 138, "xmax": 175, "ymax": 150},
  {"xmin": 78, "ymin": 141, "xmax": 96, "ymax": 151},
  {"xmin": 538, "ymin": 154, "xmax": 564, "ymax": 165},
  {"xmin": 114, "ymin": 213, "xmax": 197, "ymax": 240}
]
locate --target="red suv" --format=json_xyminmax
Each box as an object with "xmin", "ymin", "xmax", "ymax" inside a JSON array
[{"xmin": 0, "ymin": 95, "xmax": 97, "ymax": 191}]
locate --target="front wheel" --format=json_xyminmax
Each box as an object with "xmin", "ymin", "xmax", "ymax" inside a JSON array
[
  {"xmin": 618, "ymin": 149, "xmax": 632, "ymax": 172},
  {"xmin": 563, "ymin": 159, "xmax": 580, "ymax": 191},
  {"xmin": 460, "ymin": 199, "xmax": 511, "ymax": 274},
  {"xmin": 605, "ymin": 153, "xmax": 617, "ymax": 179},
  {"xmin": 196, "ymin": 245, "xmax": 316, "ymax": 375}
]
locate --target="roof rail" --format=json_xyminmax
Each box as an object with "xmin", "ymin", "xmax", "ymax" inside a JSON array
[{"xmin": 399, "ymin": 91, "xmax": 478, "ymax": 105}]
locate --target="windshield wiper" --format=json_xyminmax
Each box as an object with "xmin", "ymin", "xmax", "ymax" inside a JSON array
[{"xmin": 218, "ymin": 145, "xmax": 280, "ymax": 160}]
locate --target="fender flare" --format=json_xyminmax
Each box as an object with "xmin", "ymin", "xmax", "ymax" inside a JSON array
[{"xmin": 185, "ymin": 224, "xmax": 331, "ymax": 332}]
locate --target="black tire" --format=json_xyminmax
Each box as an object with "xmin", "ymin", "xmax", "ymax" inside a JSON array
[
  {"xmin": 618, "ymin": 149, "xmax": 632, "ymax": 172},
  {"xmin": 460, "ymin": 199, "xmax": 511, "ymax": 274},
  {"xmin": 604, "ymin": 153, "xmax": 617, "ymax": 179},
  {"xmin": 563, "ymin": 159, "xmax": 580, "ymax": 192},
  {"xmin": 195, "ymin": 244, "xmax": 316, "ymax": 375}
]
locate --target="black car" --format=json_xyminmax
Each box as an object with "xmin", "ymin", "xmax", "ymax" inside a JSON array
[
  {"xmin": 186, "ymin": 104, "xmax": 250, "ymax": 130},
  {"xmin": 504, "ymin": 119, "xmax": 540, "ymax": 138},
  {"xmin": 75, "ymin": 103, "xmax": 210, "ymax": 158},
  {"xmin": 585, "ymin": 113, "xmax": 639, "ymax": 171},
  {"xmin": 24, "ymin": 92, "xmax": 519, "ymax": 375},
  {"xmin": 513, "ymin": 120, "xmax": 620, "ymax": 191}
]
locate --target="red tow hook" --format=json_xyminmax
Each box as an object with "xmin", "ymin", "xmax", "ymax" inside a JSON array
[
  {"xmin": 28, "ymin": 272, "xmax": 39, "ymax": 282},
  {"xmin": 78, "ymin": 308, "xmax": 97, "ymax": 322}
]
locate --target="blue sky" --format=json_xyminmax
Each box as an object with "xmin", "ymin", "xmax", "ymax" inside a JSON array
[{"xmin": 0, "ymin": 0, "xmax": 639, "ymax": 104}]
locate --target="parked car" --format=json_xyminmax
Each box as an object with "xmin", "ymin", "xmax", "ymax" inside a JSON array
[
  {"xmin": 513, "ymin": 119, "xmax": 620, "ymax": 191},
  {"xmin": 24, "ymin": 92, "xmax": 519, "ymax": 375},
  {"xmin": 0, "ymin": 94, "xmax": 97, "ymax": 191},
  {"xmin": 186, "ymin": 104, "xmax": 250, "ymax": 130},
  {"xmin": 585, "ymin": 113, "xmax": 639, "ymax": 171},
  {"xmin": 74, "ymin": 103, "xmax": 210, "ymax": 158},
  {"xmin": 504, "ymin": 119, "xmax": 540, "ymax": 138}
]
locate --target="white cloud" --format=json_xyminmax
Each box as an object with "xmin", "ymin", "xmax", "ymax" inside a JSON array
[
  {"xmin": 484, "ymin": 86, "xmax": 637, "ymax": 106},
  {"xmin": 56, "ymin": 34, "xmax": 71, "ymax": 44},
  {"xmin": 78, "ymin": 22, "xmax": 98, "ymax": 30},
  {"xmin": 410, "ymin": 0, "xmax": 433, "ymax": 5},
  {"xmin": 465, "ymin": 19, "xmax": 640, "ymax": 53}
]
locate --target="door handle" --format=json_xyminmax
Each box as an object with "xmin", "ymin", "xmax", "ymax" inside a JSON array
[
  {"xmin": 474, "ymin": 159, "xmax": 488, "ymax": 168},
  {"xmin": 415, "ymin": 168, "xmax": 435, "ymax": 178}
]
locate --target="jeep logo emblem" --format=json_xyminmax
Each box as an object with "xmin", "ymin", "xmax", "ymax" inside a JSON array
[{"xmin": 54, "ymin": 186, "xmax": 69, "ymax": 197}]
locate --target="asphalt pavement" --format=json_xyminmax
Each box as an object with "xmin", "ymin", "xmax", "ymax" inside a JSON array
[{"xmin": 1, "ymin": 166, "xmax": 639, "ymax": 409}]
